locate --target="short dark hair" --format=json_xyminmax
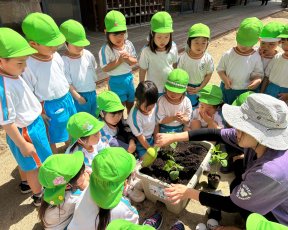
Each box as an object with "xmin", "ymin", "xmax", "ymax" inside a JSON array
[
  {"xmin": 148, "ymin": 31, "xmax": 172, "ymax": 54},
  {"xmin": 106, "ymin": 30, "xmax": 127, "ymax": 51},
  {"xmin": 135, "ymin": 81, "xmax": 158, "ymax": 108},
  {"xmin": 186, "ymin": 37, "xmax": 209, "ymax": 49}
]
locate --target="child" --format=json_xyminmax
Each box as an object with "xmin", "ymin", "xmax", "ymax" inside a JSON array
[
  {"xmin": 262, "ymin": 24, "xmax": 288, "ymax": 100},
  {"xmin": 38, "ymin": 151, "xmax": 89, "ymax": 229},
  {"xmin": 68, "ymin": 147, "xmax": 139, "ymax": 230},
  {"xmin": 157, "ymin": 69, "xmax": 192, "ymax": 133},
  {"xmin": 190, "ymin": 84, "xmax": 223, "ymax": 130},
  {"xmin": 60, "ymin": 19, "xmax": 98, "ymax": 115},
  {"xmin": 217, "ymin": 17, "xmax": 264, "ymax": 104},
  {"xmin": 21, "ymin": 13, "xmax": 77, "ymax": 154},
  {"xmin": 96, "ymin": 91, "xmax": 136, "ymax": 153},
  {"xmin": 127, "ymin": 81, "xmax": 158, "ymax": 159},
  {"xmin": 139, "ymin": 11, "xmax": 178, "ymax": 95},
  {"xmin": 99, "ymin": 10, "xmax": 137, "ymax": 114},
  {"xmin": 0, "ymin": 28, "xmax": 52, "ymax": 206},
  {"xmin": 66, "ymin": 112, "xmax": 108, "ymax": 170},
  {"xmin": 178, "ymin": 23, "xmax": 214, "ymax": 107}
]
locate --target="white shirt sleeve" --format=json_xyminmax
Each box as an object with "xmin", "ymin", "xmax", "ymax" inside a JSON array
[
  {"xmin": 62, "ymin": 56, "xmax": 73, "ymax": 84},
  {"xmin": 138, "ymin": 47, "xmax": 149, "ymax": 70},
  {"xmin": 88, "ymin": 51, "xmax": 98, "ymax": 82},
  {"xmin": 216, "ymin": 51, "xmax": 228, "ymax": 72},
  {"xmin": 99, "ymin": 44, "xmax": 114, "ymax": 69},
  {"xmin": 265, "ymin": 57, "xmax": 274, "ymax": 78},
  {"xmin": 205, "ymin": 53, "xmax": 214, "ymax": 74},
  {"xmin": 126, "ymin": 40, "xmax": 137, "ymax": 58},
  {"xmin": 172, "ymin": 42, "xmax": 179, "ymax": 64},
  {"xmin": 184, "ymin": 97, "xmax": 192, "ymax": 119},
  {"xmin": 156, "ymin": 97, "xmax": 167, "ymax": 123},
  {"xmin": 251, "ymin": 54, "xmax": 264, "ymax": 78},
  {"xmin": 21, "ymin": 67, "xmax": 37, "ymax": 93},
  {"xmin": 127, "ymin": 108, "xmax": 143, "ymax": 137},
  {"xmin": 0, "ymin": 90, "xmax": 16, "ymax": 125}
]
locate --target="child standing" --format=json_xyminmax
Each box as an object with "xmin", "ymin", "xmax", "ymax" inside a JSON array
[
  {"xmin": 157, "ymin": 69, "xmax": 192, "ymax": 133},
  {"xmin": 190, "ymin": 84, "xmax": 224, "ymax": 130},
  {"xmin": 0, "ymin": 28, "xmax": 52, "ymax": 206},
  {"xmin": 217, "ymin": 17, "xmax": 264, "ymax": 104},
  {"xmin": 99, "ymin": 10, "xmax": 137, "ymax": 114},
  {"xmin": 21, "ymin": 13, "xmax": 77, "ymax": 153},
  {"xmin": 127, "ymin": 81, "xmax": 158, "ymax": 159},
  {"xmin": 96, "ymin": 91, "xmax": 136, "ymax": 153},
  {"xmin": 60, "ymin": 19, "xmax": 98, "ymax": 115},
  {"xmin": 178, "ymin": 23, "xmax": 214, "ymax": 107},
  {"xmin": 139, "ymin": 11, "xmax": 178, "ymax": 95},
  {"xmin": 263, "ymin": 25, "xmax": 288, "ymax": 100}
]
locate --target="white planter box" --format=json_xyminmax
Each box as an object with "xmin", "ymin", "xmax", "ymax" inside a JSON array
[{"xmin": 136, "ymin": 141, "xmax": 214, "ymax": 214}]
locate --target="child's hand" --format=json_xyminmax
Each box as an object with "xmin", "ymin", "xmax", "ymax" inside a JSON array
[
  {"xmin": 187, "ymin": 86, "xmax": 194, "ymax": 95},
  {"xmin": 278, "ymin": 93, "xmax": 288, "ymax": 102},
  {"xmin": 119, "ymin": 51, "xmax": 130, "ymax": 62},
  {"xmin": 77, "ymin": 96, "xmax": 86, "ymax": 104},
  {"xmin": 200, "ymin": 111, "xmax": 214, "ymax": 124},
  {"xmin": 20, "ymin": 142, "xmax": 37, "ymax": 157},
  {"xmin": 175, "ymin": 112, "xmax": 184, "ymax": 122},
  {"xmin": 224, "ymin": 78, "xmax": 232, "ymax": 89},
  {"xmin": 191, "ymin": 87, "xmax": 201, "ymax": 94},
  {"xmin": 41, "ymin": 114, "xmax": 51, "ymax": 126},
  {"xmin": 247, "ymin": 78, "xmax": 261, "ymax": 90},
  {"xmin": 127, "ymin": 140, "xmax": 136, "ymax": 153}
]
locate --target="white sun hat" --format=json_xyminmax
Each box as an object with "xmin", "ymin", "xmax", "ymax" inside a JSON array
[{"xmin": 222, "ymin": 93, "xmax": 288, "ymax": 150}]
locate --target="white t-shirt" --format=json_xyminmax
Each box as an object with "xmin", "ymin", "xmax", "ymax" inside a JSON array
[
  {"xmin": 191, "ymin": 109, "xmax": 224, "ymax": 128},
  {"xmin": 68, "ymin": 187, "xmax": 139, "ymax": 230},
  {"xmin": 62, "ymin": 49, "xmax": 97, "ymax": 93},
  {"xmin": 139, "ymin": 42, "xmax": 178, "ymax": 93},
  {"xmin": 44, "ymin": 190, "xmax": 82, "ymax": 230},
  {"xmin": 178, "ymin": 52, "xmax": 214, "ymax": 85},
  {"xmin": 22, "ymin": 52, "xmax": 70, "ymax": 102},
  {"xmin": 0, "ymin": 74, "xmax": 41, "ymax": 128},
  {"xmin": 216, "ymin": 48, "xmax": 264, "ymax": 89},
  {"xmin": 127, "ymin": 106, "xmax": 156, "ymax": 138},
  {"xmin": 157, "ymin": 95, "xmax": 192, "ymax": 127},
  {"xmin": 265, "ymin": 53, "xmax": 288, "ymax": 88},
  {"xmin": 98, "ymin": 40, "xmax": 137, "ymax": 76}
]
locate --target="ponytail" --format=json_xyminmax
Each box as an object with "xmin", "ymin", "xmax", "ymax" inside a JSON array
[{"xmin": 96, "ymin": 208, "xmax": 111, "ymax": 230}]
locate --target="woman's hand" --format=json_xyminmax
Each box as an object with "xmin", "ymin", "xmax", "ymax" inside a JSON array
[
  {"xmin": 165, "ymin": 184, "xmax": 191, "ymax": 204},
  {"xmin": 155, "ymin": 133, "xmax": 175, "ymax": 147}
]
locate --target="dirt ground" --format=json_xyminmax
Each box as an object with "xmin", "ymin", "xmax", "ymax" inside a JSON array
[{"xmin": 0, "ymin": 12, "xmax": 287, "ymax": 230}]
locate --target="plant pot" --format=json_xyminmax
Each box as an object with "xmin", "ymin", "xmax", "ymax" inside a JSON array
[
  {"xmin": 207, "ymin": 173, "xmax": 221, "ymax": 189},
  {"xmin": 136, "ymin": 141, "xmax": 214, "ymax": 214}
]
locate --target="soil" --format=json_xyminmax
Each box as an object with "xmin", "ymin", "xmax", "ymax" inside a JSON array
[{"xmin": 140, "ymin": 142, "xmax": 208, "ymax": 184}]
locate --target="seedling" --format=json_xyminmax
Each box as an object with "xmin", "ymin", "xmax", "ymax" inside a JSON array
[
  {"xmin": 209, "ymin": 144, "xmax": 228, "ymax": 174},
  {"xmin": 163, "ymin": 159, "xmax": 184, "ymax": 181}
]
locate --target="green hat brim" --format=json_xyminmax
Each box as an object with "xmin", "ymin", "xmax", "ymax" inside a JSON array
[
  {"xmin": 152, "ymin": 28, "xmax": 174, "ymax": 33},
  {"xmin": 106, "ymin": 25, "xmax": 127, "ymax": 33},
  {"xmin": 199, "ymin": 96, "xmax": 222, "ymax": 106},
  {"xmin": 165, "ymin": 84, "xmax": 186, "ymax": 94},
  {"xmin": 7, "ymin": 46, "xmax": 37, "ymax": 58},
  {"xmin": 278, "ymin": 34, "xmax": 288, "ymax": 38},
  {"xmin": 37, "ymin": 33, "xmax": 66, "ymax": 47},
  {"xmin": 69, "ymin": 39, "xmax": 90, "ymax": 47},
  {"xmin": 189, "ymin": 33, "xmax": 210, "ymax": 38}
]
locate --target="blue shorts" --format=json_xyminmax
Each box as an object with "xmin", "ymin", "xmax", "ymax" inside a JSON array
[
  {"xmin": 6, "ymin": 116, "xmax": 52, "ymax": 171},
  {"xmin": 136, "ymin": 137, "xmax": 154, "ymax": 159},
  {"xmin": 109, "ymin": 72, "xmax": 135, "ymax": 103},
  {"xmin": 43, "ymin": 92, "xmax": 76, "ymax": 144},
  {"xmin": 187, "ymin": 83, "xmax": 201, "ymax": 108},
  {"xmin": 73, "ymin": 91, "xmax": 97, "ymax": 116},
  {"xmin": 159, "ymin": 124, "xmax": 184, "ymax": 133},
  {"xmin": 220, "ymin": 82, "xmax": 250, "ymax": 105},
  {"xmin": 265, "ymin": 82, "xmax": 288, "ymax": 99}
]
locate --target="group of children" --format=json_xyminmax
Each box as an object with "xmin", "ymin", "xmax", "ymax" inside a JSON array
[{"xmin": 0, "ymin": 7, "xmax": 288, "ymax": 230}]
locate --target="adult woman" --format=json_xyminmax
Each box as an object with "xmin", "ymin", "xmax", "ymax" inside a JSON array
[{"xmin": 155, "ymin": 93, "xmax": 288, "ymax": 227}]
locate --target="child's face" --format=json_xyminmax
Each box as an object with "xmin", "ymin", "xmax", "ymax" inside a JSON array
[
  {"xmin": 198, "ymin": 102, "xmax": 217, "ymax": 117},
  {"xmin": 190, "ymin": 37, "xmax": 208, "ymax": 55},
  {"xmin": 139, "ymin": 101, "xmax": 155, "ymax": 115},
  {"xmin": 29, "ymin": 42, "xmax": 58, "ymax": 56},
  {"xmin": 0, "ymin": 56, "xmax": 28, "ymax": 76},
  {"xmin": 237, "ymin": 44, "xmax": 253, "ymax": 53},
  {"xmin": 67, "ymin": 44, "xmax": 84, "ymax": 55},
  {"xmin": 86, "ymin": 132, "xmax": 101, "ymax": 146},
  {"xmin": 108, "ymin": 32, "xmax": 125, "ymax": 48},
  {"xmin": 281, "ymin": 38, "xmax": 288, "ymax": 52},
  {"xmin": 166, "ymin": 90, "xmax": 183, "ymax": 102},
  {"xmin": 104, "ymin": 111, "xmax": 123, "ymax": 126},
  {"xmin": 154, "ymin": 33, "xmax": 170, "ymax": 50},
  {"xmin": 74, "ymin": 170, "xmax": 89, "ymax": 190},
  {"xmin": 259, "ymin": 41, "xmax": 279, "ymax": 54}
]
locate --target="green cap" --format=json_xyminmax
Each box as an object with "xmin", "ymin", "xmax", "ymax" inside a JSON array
[
  {"xmin": 165, "ymin": 69, "xmax": 189, "ymax": 93},
  {"xmin": 236, "ymin": 17, "xmax": 263, "ymax": 47},
  {"xmin": 278, "ymin": 24, "xmax": 288, "ymax": 38},
  {"xmin": 232, "ymin": 91, "xmax": 254, "ymax": 106},
  {"xmin": 105, "ymin": 10, "xmax": 127, "ymax": 33},
  {"xmin": 246, "ymin": 213, "xmax": 288, "ymax": 230},
  {"xmin": 260, "ymin": 22, "xmax": 284, "ymax": 42},
  {"xmin": 39, "ymin": 151, "xmax": 84, "ymax": 205},
  {"xmin": 107, "ymin": 219, "xmax": 155, "ymax": 230},
  {"xmin": 90, "ymin": 147, "xmax": 136, "ymax": 209},
  {"xmin": 22, "ymin": 12, "xmax": 66, "ymax": 46},
  {"xmin": 199, "ymin": 84, "xmax": 223, "ymax": 105},
  {"xmin": 188, "ymin": 23, "xmax": 210, "ymax": 38},
  {"xmin": 60, "ymin": 19, "xmax": 90, "ymax": 46},
  {"xmin": 0, "ymin": 28, "xmax": 37, "ymax": 58},
  {"xmin": 151, "ymin": 11, "xmax": 173, "ymax": 33},
  {"xmin": 66, "ymin": 112, "xmax": 104, "ymax": 145},
  {"xmin": 96, "ymin": 91, "xmax": 125, "ymax": 117}
]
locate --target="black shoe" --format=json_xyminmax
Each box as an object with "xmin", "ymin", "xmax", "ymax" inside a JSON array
[
  {"xmin": 19, "ymin": 182, "xmax": 32, "ymax": 194},
  {"xmin": 32, "ymin": 194, "xmax": 42, "ymax": 207}
]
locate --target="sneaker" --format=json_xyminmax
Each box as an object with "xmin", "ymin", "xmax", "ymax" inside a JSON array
[
  {"xmin": 128, "ymin": 188, "xmax": 145, "ymax": 203},
  {"xmin": 32, "ymin": 194, "xmax": 42, "ymax": 207},
  {"xmin": 143, "ymin": 213, "xmax": 163, "ymax": 230},
  {"xmin": 170, "ymin": 220, "xmax": 185, "ymax": 230},
  {"xmin": 19, "ymin": 181, "xmax": 32, "ymax": 194}
]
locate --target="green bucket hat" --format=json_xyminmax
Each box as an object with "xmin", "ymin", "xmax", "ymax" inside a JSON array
[
  {"xmin": 165, "ymin": 69, "xmax": 189, "ymax": 94},
  {"xmin": 66, "ymin": 112, "xmax": 105, "ymax": 145},
  {"xmin": 246, "ymin": 213, "xmax": 288, "ymax": 230},
  {"xmin": 90, "ymin": 147, "xmax": 136, "ymax": 209},
  {"xmin": 188, "ymin": 23, "xmax": 210, "ymax": 38},
  {"xmin": 96, "ymin": 91, "xmax": 125, "ymax": 117},
  {"xmin": 260, "ymin": 22, "xmax": 284, "ymax": 42},
  {"xmin": 199, "ymin": 84, "xmax": 223, "ymax": 105},
  {"xmin": 278, "ymin": 24, "xmax": 288, "ymax": 39},
  {"xmin": 232, "ymin": 91, "xmax": 254, "ymax": 106},
  {"xmin": 0, "ymin": 28, "xmax": 37, "ymax": 58},
  {"xmin": 151, "ymin": 11, "xmax": 173, "ymax": 33},
  {"xmin": 105, "ymin": 10, "xmax": 127, "ymax": 33},
  {"xmin": 22, "ymin": 12, "xmax": 66, "ymax": 46},
  {"xmin": 236, "ymin": 17, "xmax": 263, "ymax": 47},
  {"xmin": 60, "ymin": 19, "xmax": 90, "ymax": 46},
  {"xmin": 39, "ymin": 151, "xmax": 84, "ymax": 205},
  {"xmin": 107, "ymin": 219, "xmax": 154, "ymax": 230}
]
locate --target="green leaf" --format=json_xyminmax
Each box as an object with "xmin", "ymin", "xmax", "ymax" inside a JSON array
[
  {"xmin": 220, "ymin": 159, "xmax": 228, "ymax": 167},
  {"xmin": 219, "ymin": 152, "xmax": 228, "ymax": 159},
  {"xmin": 169, "ymin": 171, "xmax": 179, "ymax": 181},
  {"xmin": 170, "ymin": 142, "xmax": 177, "ymax": 149}
]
